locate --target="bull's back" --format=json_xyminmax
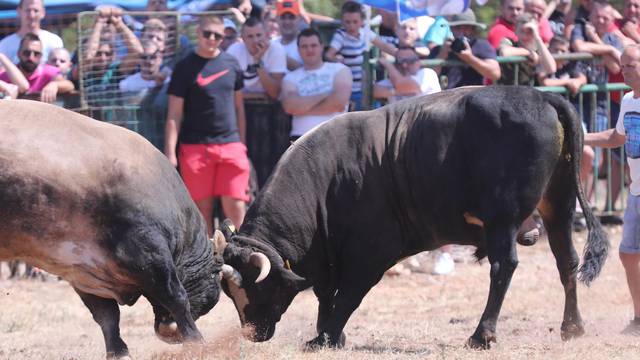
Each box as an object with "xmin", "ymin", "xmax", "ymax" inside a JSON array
[{"xmin": 0, "ymin": 101, "xmax": 190, "ymax": 271}]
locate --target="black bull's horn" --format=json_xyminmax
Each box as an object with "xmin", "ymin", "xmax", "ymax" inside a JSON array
[{"xmin": 213, "ymin": 228, "xmax": 272, "ymax": 285}]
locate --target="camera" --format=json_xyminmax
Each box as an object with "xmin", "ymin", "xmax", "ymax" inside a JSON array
[
  {"xmin": 451, "ymin": 36, "xmax": 468, "ymax": 53},
  {"xmin": 575, "ymin": 18, "xmax": 587, "ymax": 26}
]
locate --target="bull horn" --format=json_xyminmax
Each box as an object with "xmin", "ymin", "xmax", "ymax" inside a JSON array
[
  {"xmin": 221, "ymin": 264, "xmax": 243, "ymax": 287},
  {"xmin": 249, "ymin": 252, "xmax": 271, "ymax": 283},
  {"xmin": 211, "ymin": 230, "xmax": 227, "ymax": 255}
]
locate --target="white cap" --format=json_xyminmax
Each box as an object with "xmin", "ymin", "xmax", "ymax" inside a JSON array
[{"xmin": 223, "ymin": 18, "xmax": 237, "ymax": 32}]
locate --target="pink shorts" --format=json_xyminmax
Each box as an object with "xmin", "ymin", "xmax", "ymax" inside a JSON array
[{"xmin": 178, "ymin": 142, "xmax": 250, "ymax": 202}]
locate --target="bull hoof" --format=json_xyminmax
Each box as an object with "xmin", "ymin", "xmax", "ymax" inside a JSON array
[
  {"xmin": 560, "ymin": 322, "xmax": 585, "ymax": 341},
  {"xmin": 303, "ymin": 332, "xmax": 346, "ymax": 351},
  {"xmin": 516, "ymin": 228, "xmax": 539, "ymax": 246},
  {"xmin": 155, "ymin": 321, "xmax": 182, "ymax": 344},
  {"xmin": 517, "ymin": 216, "xmax": 540, "ymax": 246},
  {"xmin": 466, "ymin": 331, "xmax": 496, "ymax": 350}
]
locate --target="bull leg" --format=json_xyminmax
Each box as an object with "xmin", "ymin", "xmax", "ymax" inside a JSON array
[
  {"xmin": 144, "ymin": 261, "xmax": 203, "ymax": 344},
  {"xmin": 539, "ymin": 184, "xmax": 584, "ymax": 340},
  {"xmin": 306, "ymin": 269, "xmax": 382, "ymax": 350},
  {"xmin": 74, "ymin": 288, "xmax": 129, "ymax": 359},
  {"xmin": 313, "ymin": 289, "xmax": 346, "ymax": 345},
  {"xmin": 468, "ymin": 225, "xmax": 519, "ymax": 349}
]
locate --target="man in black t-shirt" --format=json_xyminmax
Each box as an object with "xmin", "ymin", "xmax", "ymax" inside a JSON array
[{"xmin": 164, "ymin": 15, "xmax": 249, "ymax": 234}]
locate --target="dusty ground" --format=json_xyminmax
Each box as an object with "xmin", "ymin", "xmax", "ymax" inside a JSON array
[{"xmin": 1, "ymin": 225, "xmax": 640, "ymax": 360}]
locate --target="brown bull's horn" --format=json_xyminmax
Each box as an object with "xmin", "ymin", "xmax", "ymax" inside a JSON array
[
  {"xmin": 211, "ymin": 230, "xmax": 227, "ymax": 255},
  {"xmin": 249, "ymin": 252, "xmax": 271, "ymax": 283},
  {"xmin": 221, "ymin": 264, "xmax": 243, "ymax": 286}
]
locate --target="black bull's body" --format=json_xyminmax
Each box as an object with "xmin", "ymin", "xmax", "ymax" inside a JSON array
[
  {"xmin": 0, "ymin": 100, "xmax": 224, "ymax": 358},
  {"xmin": 221, "ymin": 86, "xmax": 609, "ymax": 348}
]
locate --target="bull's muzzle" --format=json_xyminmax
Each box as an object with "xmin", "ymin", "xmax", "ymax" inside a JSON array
[{"xmin": 242, "ymin": 322, "xmax": 275, "ymax": 342}]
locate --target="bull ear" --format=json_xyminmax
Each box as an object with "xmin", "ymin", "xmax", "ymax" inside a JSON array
[
  {"xmin": 211, "ymin": 230, "xmax": 227, "ymax": 256},
  {"xmin": 281, "ymin": 267, "xmax": 307, "ymax": 291}
]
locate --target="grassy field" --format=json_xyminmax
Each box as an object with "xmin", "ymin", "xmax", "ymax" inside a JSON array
[{"xmin": 1, "ymin": 225, "xmax": 639, "ymax": 359}]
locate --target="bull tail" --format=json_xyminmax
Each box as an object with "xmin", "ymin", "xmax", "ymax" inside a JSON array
[{"xmin": 544, "ymin": 92, "xmax": 609, "ymax": 286}]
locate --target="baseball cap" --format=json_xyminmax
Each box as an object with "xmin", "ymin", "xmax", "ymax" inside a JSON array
[
  {"xmin": 276, "ymin": 0, "xmax": 301, "ymax": 17},
  {"xmin": 223, "ymin": 18, "xmax": 237, "ymax": 32}
]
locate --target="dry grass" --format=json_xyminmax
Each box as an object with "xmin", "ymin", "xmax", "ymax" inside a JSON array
[{"xmin": 2, "ymin": 226, "xmax": 640, "ymax": 359}]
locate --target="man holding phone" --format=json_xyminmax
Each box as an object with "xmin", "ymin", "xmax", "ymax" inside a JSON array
[{"xmin": 226, "ymin": 16, "xmax": 287, "ymax": 99}]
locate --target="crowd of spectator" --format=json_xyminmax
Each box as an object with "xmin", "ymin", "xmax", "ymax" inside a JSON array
[{"xmin": 1, "ymin": 0, "xmax": 639, "ymax": 279}]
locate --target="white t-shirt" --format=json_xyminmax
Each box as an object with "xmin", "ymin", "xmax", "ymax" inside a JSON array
[
  {"xmin": 119, "ymin": 72, "xmax": 170, "ymax": 93},
  {"xmin": 274, "ymin": 37, "xmax": 302, "ymax": 69},
  {"xmin": 0, "ymin": 30, "xmax": 64, "ymax": 64},
  {"xmin": 376, "ymin": 67, "xmax": 441, "ymax": 103},
  {"xmin": 283, "ymin": 62, "xmax": 349, "ymax": 137},
  {"xmin": 616, "ymin": 91, "xmax": 640, "ymax": 195},
  {"xmin": 226, "ymin": 40, "xmax": 287, "ymax": 93}
]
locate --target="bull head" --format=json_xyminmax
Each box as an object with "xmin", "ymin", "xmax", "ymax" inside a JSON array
[{"xmin": 217, "ymin": 227, "xmax": 306, "ymax": 342}]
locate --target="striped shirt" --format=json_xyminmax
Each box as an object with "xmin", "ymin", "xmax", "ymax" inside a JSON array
[{"xmin": 329, "ymin": 27, "xmax": 377, "ymax": 93}]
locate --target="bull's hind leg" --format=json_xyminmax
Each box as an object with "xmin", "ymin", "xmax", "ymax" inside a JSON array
[
  {"xmin": 468, "ymin": 225, "xmax": 519, "ymax": 349},
  {"xmin": 74, "ymin": 288, "xmax": 129, "ymax": 359},
  {"xmin": 539, "ymin": 172, "xmax": 584, "ymax": 340}
]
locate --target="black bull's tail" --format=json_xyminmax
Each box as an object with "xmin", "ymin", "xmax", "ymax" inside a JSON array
[{"xmin": 544, "ymin": 92, "xmax": 610, "ymax": 286}]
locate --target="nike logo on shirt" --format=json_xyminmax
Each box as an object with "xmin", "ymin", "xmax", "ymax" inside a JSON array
[{"xmin": 196, "ymin": 69, "xmax": 230, "ymax": 87}]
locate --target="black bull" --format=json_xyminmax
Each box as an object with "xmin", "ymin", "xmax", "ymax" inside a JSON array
[
  {"xmin": 0, "ymin": 100, "xmax": 225, "ymax": 359},
  {"xmin": 219, "ymin": 86, "xmax": 609, "ymax": 349}
]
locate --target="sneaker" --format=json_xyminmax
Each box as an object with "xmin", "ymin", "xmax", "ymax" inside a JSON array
[{"xmin": 432, "ymin": 252, "xmax": 455, "ymax": 275}]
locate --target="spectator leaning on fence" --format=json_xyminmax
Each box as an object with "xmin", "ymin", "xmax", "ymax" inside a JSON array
[
  {"xmin": 165, "ymin": 15, "xmax": 249, "ymax": 232},
  {"xmin": 274, "ymin": 0, "xmax": 304, "ymax": 71},
  {"xmin": 525, "ymin": 0, "xmax": 554, "ymax": 43},
  {"xmin": 120, "ymin": 40, "xmax": 170, "ymax": 150},
  {"xmin": 0, "ymin": 53, "xmax": 28, "ymax": 96},
  {"xmin": 571, "ymin": 0, "xmax": 623, "ymax": 130},
  {"xmin": 0, "ymin": 33, "xmax": 73, "ymax": 102},
  {"xmin": 429, "ymin": 8, "xmax": 501, "ymax": 88},
  {"xmin": 281, "ymin": 28, "xmax": 352, "ymax": 141},
  {"xmin": 119, "ymin": 41, "xmax": 169, "ymax": 96},
  {"xmin": 584, "ymin": 44, "xmax": 640, "ymax": 336},
  {"xmin": 497, "ymin": 13, "xmax": 557, "ymax": 85},
  {"xmin": 326, "ymin": 0, "xmax": 397, "ymax": 111},
  {"xmin": 227, "ymin": 17, "xmax": 287, "ymax": 99},
  {"xmin": 374, "ymin": 46, "xmax": 440, "ymax": 103},
  {"xmin": 0, "ymin": 0, "xmax": 63, "ymax": 65}
]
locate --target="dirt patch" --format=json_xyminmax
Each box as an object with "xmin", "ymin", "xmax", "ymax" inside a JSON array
[{"xmin": 1, "ymin": 225, "xmax": 638, "ymax": 359}]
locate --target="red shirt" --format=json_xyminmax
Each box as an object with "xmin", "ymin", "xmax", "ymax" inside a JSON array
[
  {"xmin": 487, "ymin": 17, "xmax": 517, "ymax": 49},
  {"xmin": 0, "ymin": 63, "xmax": 60, "ymax": 93},
  {"xmin": 487, "ymin": 17, "xmax": 553, "ymax": 49}
]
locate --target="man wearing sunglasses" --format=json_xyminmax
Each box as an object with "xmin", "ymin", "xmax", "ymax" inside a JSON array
[
  {"xmin": 374, "ymin": 46, "xmax": 440, "ymax": 103},
  {"xmin": 165, "ymin": 15, "xmax": 249, "ymax": 233},
  {"xmin": 0, "ymin": 0, "xmax": 63, "ymax": 65},
  {"xmin": 0, "ymin": 32, "xmax": 73, "ymax": 103}
]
